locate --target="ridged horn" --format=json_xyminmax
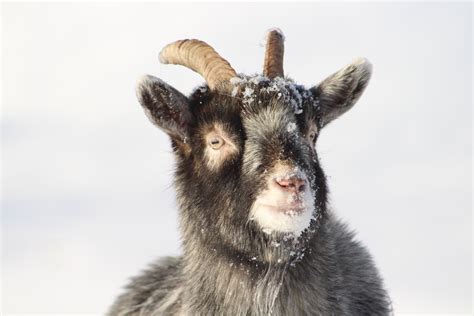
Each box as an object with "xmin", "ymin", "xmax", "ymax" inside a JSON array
[
  {"xmin": 159, "ymin": 39, "xmax": 237, "ymax": 91},
  {"xmin": 263, "ymin": 29, "xmax": 285, "ymax": 79}
]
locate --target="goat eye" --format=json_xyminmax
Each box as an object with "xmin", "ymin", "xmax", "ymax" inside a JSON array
[{"xmin": 209, "ymin": 136, "xmax": 225, "ymax": 149}]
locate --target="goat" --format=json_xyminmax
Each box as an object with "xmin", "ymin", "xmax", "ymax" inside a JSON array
[{"xmin": 108, "ymin": 29, "xmax": 391, "ymax": 315}]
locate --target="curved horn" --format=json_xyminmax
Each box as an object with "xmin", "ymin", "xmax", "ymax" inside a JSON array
[
  {"xmin": 159, "ymin": 39, "xmax": 237, "ymax": 91},
  {"xmin": 263, "ymin": 29, "xmax": 285, "ymax": 79}
]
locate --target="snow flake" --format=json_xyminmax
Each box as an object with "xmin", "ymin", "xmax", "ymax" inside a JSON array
[
  {"xmin": 287, "ymin": 122, "xmax": 297, "ymax": 133},
  {"xmin": 231, "ymin": 86, "xmax": 239, "ymax": 97},
  {"xmin": 242, "ymin": 86, "xmax": 255, "ymax": 105}
]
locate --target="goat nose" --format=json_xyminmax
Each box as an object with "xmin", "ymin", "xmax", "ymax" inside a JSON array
[{"xmin": 275, "ymin": 177, "xmax": 306, "ymax": 193}]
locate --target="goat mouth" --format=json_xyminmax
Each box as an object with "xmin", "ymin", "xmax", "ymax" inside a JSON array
[{"xmin": 259, "ymin": 204, "xmax": 306, "ymax": 216}]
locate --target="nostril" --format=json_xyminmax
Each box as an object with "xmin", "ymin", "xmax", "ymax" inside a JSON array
[
  {"xmin": 294, "ymin": 178, "xmax": 306, "ymax": 192},
  {"xmin": 275, "ymin": 177, "xmax": 306, "ymax": 192},
  {"xmin": 296, "ymin": 180, "xmax": 306, "ymax": 192}
]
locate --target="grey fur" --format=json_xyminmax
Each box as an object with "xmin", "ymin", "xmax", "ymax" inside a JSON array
[
  {"xmin": 109, "ymin": 213, "xmax": 390, "ymax": 315},
  {"xmin": 109, "ymin": 38, "xmax": 390, "ymax": 316}
]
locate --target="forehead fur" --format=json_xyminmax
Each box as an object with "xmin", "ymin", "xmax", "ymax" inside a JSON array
[{"xmin": 188, "ymin": 75, "xmax": 320, "ymax": 126}]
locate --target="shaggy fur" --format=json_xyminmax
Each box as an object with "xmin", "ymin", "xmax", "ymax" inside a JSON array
[{"xmin": 108, "ymin": 62, "xmax": 391, "ymax": 315}]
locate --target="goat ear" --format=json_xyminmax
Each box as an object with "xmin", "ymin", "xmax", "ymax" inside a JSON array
[
  {"xmin": 310, "ymin": 58, "xmax": 372, "ymax": 127},
  {"xmin": 136, "ymin": 75, "xmax": 192, "ymax": 143}
]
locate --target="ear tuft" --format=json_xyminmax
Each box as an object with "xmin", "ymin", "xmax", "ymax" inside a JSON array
[
  {"xmin": 136, "ymin": 74, "xmax": 192, "ymax": 143},
  {"xmin": 135, "ymin": 74, "xmax": 159, "ymax": 106},
  {"xmin": 351, "ymin": 57, "xmax": 373, "ymax": 75},
  {"xmin": 311, "ymin": 58, "xmax": 373, "ymax": 127}
]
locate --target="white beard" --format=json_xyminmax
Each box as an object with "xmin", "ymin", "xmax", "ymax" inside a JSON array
[{"xmin": 249, "ymin": 171, "xmax": 315, "ymax": 236}]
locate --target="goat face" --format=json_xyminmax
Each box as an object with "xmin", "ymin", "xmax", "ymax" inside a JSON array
[{"xmin": 136, "ymin": 31, "xmax": 372, "ymax": 264}]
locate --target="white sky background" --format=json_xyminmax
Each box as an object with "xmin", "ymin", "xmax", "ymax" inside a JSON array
[{"xmin": 2, "ymin": 2, "xmax": 472, "ymax": 314}]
